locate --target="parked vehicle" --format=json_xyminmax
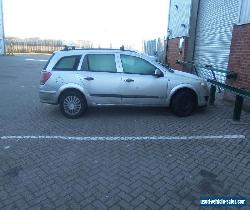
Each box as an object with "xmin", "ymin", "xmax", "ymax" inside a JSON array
[{"xmin": 40, "ymin": 47, "xmax": 209, "ymax": 118}]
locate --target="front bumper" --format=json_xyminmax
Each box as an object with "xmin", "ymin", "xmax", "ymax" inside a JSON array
[
  {"xmin": 198, "ymin": 85, "xmax": 209, "ymax": 107},
  {"xmin": 39, "ymin": 90, "xmax": 58, "ymax": 104}
]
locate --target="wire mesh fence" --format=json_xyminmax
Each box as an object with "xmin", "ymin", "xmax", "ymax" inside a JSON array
[
  {"xmin": 194, "ymin": 65, "xmax": 227, "ymax": 84},
  {"xmin": 5, "ymin": 39, "xmax": 94, "ymax": 54},
  {"xmin": 5, "ymin": 39, "xmax": 63, "ymax": 54},
  {"xmin": 176, "ymin": 60, "xmax": 230, "ymax": 84}
]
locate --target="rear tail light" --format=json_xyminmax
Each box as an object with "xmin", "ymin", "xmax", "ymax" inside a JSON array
[{"xmin": 40, "ymin": 71, "xmax": 52, "ymax": 85}]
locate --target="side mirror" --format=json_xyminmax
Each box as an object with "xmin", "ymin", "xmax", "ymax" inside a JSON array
[{"xmin": 154, "ymin": 69, "xmax": 164, "ymax": 78}]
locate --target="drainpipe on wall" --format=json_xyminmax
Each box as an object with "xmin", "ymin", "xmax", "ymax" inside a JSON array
[
  {"xmin": 185, "ymin": 0, "xmax": 200, "ymax": 73},
  {"xmin": 164, "ymin": 0, "xmax": 172, "ymax": 64},
  {"xmin": 164, "ymin": 34, "xmax": 170, "ymax": 64},
  {"xmin": 0, "ymin": 0, "xmax": 6, "ymax": 55}
]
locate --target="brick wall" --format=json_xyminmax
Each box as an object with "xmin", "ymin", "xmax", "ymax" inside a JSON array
[
  {"xmin": 225, "ymin": 23, "xmax": 250, "ymax": 108},
  {"xmin": 165, "ymin": 37, "xmax": 189, "ymax": 71}
]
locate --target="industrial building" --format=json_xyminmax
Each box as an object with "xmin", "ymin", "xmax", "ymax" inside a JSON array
[
  {"xmin": 166, "ymin": 0, "xmax": 250, "ymax": 94},
  {"xmin": 0, "ymin": 0, "xmax": 4, "ymax": 54}
]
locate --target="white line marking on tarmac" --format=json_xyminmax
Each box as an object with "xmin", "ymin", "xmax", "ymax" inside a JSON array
[
  {"xmin": 24, "ymin": 59, "xmax": 48, "ymax": 62},
  {"xmin": 0, "ymin": 135, "xmax": 246, "ymax": 142},
  {"xmin": 25, "ymin": 58, "xmax": 35, "ymax": 61}
]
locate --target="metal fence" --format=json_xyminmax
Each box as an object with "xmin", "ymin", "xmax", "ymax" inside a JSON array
[
  {"xmin": 176, "ymin": 60, "xmax": 237, "ymax": 92},
  {"xmin": 193, "ymin": 64, "xmax": 228, "ymax": 84},
  {"xmin": 5, "ymin": 39, "xmax": 64, "ymax": 54},
  {"xmin": 5, "ymin": 39, "xmax": 94, "ymax": 54}
]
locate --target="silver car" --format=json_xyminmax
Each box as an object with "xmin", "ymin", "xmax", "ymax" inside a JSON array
[{"xmin": 40, "ymin": 48, "xmax": 209, "ymax": 118}]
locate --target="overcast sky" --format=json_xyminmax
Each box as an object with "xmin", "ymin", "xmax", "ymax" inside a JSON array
[{"xmin": 3, "ymin": 0, "xmax": 169, "ymax": 47}]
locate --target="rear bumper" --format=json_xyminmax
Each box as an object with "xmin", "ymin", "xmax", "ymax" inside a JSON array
[{"xmin": 39, "ymin": 90, "xmax": 58, "ymax": 104}]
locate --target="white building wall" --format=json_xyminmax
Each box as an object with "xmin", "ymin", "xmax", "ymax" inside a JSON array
[
  {"xmin": 0, "ymin": 0, "xmax": 4, "ymax": 54},
  {"xmin": 167, "ymin": 0, "xmax": 192, "ymax": 39},
  {"xmin": 194, "ymin": 0, "xmax": 241, "ymax": 83}
]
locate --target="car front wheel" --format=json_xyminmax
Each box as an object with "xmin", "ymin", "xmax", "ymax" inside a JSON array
[
  {"xmin": 171, "ymin": 89, "xmax": 197, "ymax": 117},
  {"xmin": 60, "ymin": 91, "xmax": 87, "ymax": 119}
]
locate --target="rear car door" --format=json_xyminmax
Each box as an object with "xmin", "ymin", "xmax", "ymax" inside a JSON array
[
  {"xmin": 119, "ymin": 54, "xmax": 167, "ymax": 105},
  {"xmin": 79, "ymin": 53, "xmax": 122, "ymax": 105}
]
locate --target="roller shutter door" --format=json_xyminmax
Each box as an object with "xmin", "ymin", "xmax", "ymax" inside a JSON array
[{"xmin": 194, "ymin": 0, "xmax": 240, "ymax": 82}]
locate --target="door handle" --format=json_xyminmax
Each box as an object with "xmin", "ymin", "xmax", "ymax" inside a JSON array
[
  {"xmin": 125, "ymin": 78, "xmax": 134, "ymax": 82},
  {"xmin": 84, "ymin": 77, "xmax": 94, "ymax": 81}
]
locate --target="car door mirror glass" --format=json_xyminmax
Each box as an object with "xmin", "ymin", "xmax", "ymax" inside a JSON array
[{"xmin": 154, "ymin": 69, "xmax": 164, "ymax": 78}]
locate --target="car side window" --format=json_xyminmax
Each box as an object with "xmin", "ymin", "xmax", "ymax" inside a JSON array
[
  {"xmin": 121, "ymin": 55, "xmax": 156, "ymax": 75},
  {"xmin": 81, "ymin": 54, "xmax": 117, "ymax": 73},
  {"xmin": 53, "ymin": 55, "xmax": 81, "ymax": 71}
]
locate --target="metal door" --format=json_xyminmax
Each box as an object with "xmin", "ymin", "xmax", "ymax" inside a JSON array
[{"xmin": 193, "ymin": 0, "xmax": 240, "ymax": 83}]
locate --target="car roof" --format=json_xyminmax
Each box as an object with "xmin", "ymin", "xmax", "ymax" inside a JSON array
[
  {"xmin": 55, "ymin": 48, "xmax": 136, "ymax": 55},
  {"xmin": 54, "ymin": 48, "xmax": 155, "ymax": 60}
]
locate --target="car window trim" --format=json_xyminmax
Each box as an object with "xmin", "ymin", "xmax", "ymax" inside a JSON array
[
  {"xmin": 122, "ymin": 72, "xmax": 156, "ymax": 76},
  {"xmin": 83, "ymin": 70, "xmax": 121, "ymax": 74}
]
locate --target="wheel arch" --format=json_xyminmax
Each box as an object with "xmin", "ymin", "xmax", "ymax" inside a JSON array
[
  {"xmin": 57, "ymin": 84, "xmax": 87, "ymax": 104},
  {"xmin": 169, "ymin": 85, "xmax": 198, "ymax": 107}
]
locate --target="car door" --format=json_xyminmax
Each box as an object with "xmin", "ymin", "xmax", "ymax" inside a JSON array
[
  {"xmin": 119, "ymin": 54, "xmax": 168, "ymax": 105},
  {"xmin": 78, "ymin": 53, "xmax": 122, "ymax": 105}
]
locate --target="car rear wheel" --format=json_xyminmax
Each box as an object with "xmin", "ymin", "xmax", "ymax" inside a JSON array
[
  {"xmin": 60, "ymin": 91, "xmax": 87, "ymax": 119},
  {"xmin": 171, "ymin": 89, "xmax": 197, "ymax": 117}
]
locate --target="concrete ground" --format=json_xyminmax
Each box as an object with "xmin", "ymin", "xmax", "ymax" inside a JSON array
[{"xmin": 0, "ymin": 54, "xmax": 249, "ymax": 209}]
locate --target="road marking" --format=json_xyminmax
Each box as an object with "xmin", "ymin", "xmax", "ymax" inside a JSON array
[
  {"xmin": 25, "ymin": 58, "xmax": 35, "ymax": 61},
  {"xmin": 24, "ymin": 58, "xmax": 48, "ymax": 62},
  {"xmin": 0, "ymin": 135, "xmax": 246, "ymax": 142}
]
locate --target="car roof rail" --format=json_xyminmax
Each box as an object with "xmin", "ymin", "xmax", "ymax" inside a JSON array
[
  {"xmin": 62, "ymin": 45, "xmax": 76, "ymax": 51},
  {"xmin": 120, "ymin": 45, "xmax": 125, "ymax": 51},
  {"xmin": 61, "ymin": 45, "xmax": 138, "ymax": 53}
]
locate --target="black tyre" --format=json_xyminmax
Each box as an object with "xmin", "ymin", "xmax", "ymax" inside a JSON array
[
  {"xmin": 59, "ymin": 91, "xmax": 87, "ymax": 119},
  {"xmin": 171, "ymin": 89, "xmax": 197, "ymax": 117}
]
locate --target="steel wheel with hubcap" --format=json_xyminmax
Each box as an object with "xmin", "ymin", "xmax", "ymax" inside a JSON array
[
  {"xmin": 60, "ymin": 91, "xmax": 87, "ymax": 118},
  {"xmin": 171, "ymin": 89, "xmax": 197, "ymax": 117}
]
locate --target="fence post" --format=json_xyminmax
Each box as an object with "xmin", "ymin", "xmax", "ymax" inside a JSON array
[
  {"xmin": 209, "ymin": 85, "xmax": 216, "ymax": 105},
  {"xmin": 233, "ymin": 95, "xmax": 244, "ymax": 121}
]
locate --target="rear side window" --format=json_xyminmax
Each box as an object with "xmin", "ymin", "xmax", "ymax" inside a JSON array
[
  {"xmin": 53, "ymin": 55, "xmax": 81, "ymax": 71},
  {"xmin": 81, "ymin": 54, "xmax": 117, "ymax": 73}
]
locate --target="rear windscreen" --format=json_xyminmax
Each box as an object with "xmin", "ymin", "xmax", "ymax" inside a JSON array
[{"xmin": 43, "ymin": 53, "xmax": 55, "ymax": 70}]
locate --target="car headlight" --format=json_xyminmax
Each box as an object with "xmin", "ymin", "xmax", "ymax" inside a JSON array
[
  {"xmin": 200, "ymin": 82, "xmax": 206, "ymax": 87},
  {"xmin": 200, "ymin": 80, "xmax": 207, "ymax": 87}
]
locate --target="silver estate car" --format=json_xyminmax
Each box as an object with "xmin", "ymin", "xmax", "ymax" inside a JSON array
[{"xmin": 40, "ymin": 48, "xmax": 209, "ymax": 118}]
